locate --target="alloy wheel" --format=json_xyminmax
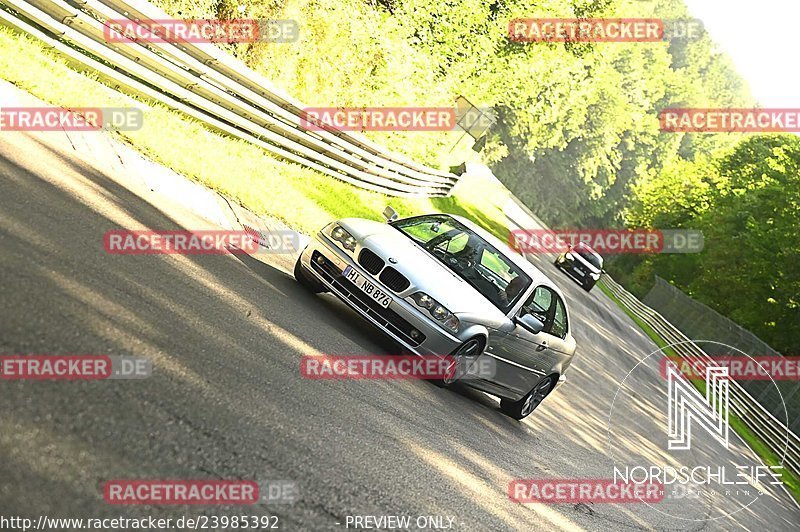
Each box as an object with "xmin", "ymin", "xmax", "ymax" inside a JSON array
[
  {"xmin": 521, "ymin": 376, "xmax": 554, "ymax": 416},
  {"xmin": 443, "ymin": 338, "xmax": 483, "ymax": 385}
]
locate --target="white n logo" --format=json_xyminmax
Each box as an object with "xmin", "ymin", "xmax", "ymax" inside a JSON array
[{"xmin": 667, "ymin": 361, "xmax": 729, "ymax": 450}]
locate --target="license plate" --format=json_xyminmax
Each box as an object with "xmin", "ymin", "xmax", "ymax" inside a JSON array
[{"xmin": 343, "ymin": 266, "xmax": 392, "ymax": 308}]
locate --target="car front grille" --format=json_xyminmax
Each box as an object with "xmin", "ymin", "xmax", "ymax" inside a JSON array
[
  {"xmin": 379, "ymin": 267, "xmax": 410, "ymax": 292},
  {"xmin": 358, "ymin": 248, "xmax": 384, "ymax": 275},
  {"xmin": 310, "ymin": 251, "xmax": 425, "ymax": 346}
]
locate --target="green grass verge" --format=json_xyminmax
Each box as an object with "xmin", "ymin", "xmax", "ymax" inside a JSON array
[
  {"xmin": 597, "ymin": 279, "xmax": 800, "ymax": 504},
  {"xmin": 0, "ymin": 26, "xmax": 511, "ymax": 240}
]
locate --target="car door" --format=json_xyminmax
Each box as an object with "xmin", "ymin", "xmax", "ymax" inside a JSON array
[{"xmin": 491, "ymin": 285, "xmax": 568, "ymax": 396}]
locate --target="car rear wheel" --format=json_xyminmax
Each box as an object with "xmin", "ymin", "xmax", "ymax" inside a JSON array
[
  {"xmin": 500, "ymin": 375, "xmax": 556, "ymax": 420},
  {"xmin": 294, "ymin": 256, "xmax": 327, "ymax": 293}
]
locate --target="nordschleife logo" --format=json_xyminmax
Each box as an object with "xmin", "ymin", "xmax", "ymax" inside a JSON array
[{"xmin": 666, "ymin": 362, "xmax": 729, "ymax": 450}]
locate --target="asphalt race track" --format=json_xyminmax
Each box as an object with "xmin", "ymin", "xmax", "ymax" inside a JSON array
[{"xmin": 1, "ymin": 128, "xmax": 799, "ymax": 531}]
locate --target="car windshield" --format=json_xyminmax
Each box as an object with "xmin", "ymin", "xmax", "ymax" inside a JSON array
[
  {"xmin": 392, "ymin": 215, "xmax": 531, "ymax": 312},
  {"xmin": 575, "ymin": 244, "xmax": 603, "ymax": 269}
]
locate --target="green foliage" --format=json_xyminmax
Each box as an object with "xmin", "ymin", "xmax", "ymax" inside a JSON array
[
  {"xmin": 150, "ymin": 0, "xmax": 753, "ymax": 223},
  {"xmin": 687, "ymin": 136, "xmax": 800, "ymax": 353},
  {"xmin": 613, "ymin": 135, "xmax": 800, "ymax": 354},
  {"xmin": 142, "ymin": 0, "xmax": 753, "ymax": 225}
]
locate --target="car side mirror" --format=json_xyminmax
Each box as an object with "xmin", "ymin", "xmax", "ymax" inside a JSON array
[
  {"xmin": 382, "ymin": 206, "xmax": 399, "ymax": 222},
  {"xmin": 515, "ymin": 314, "xmax": 544, "ymax": 334}
]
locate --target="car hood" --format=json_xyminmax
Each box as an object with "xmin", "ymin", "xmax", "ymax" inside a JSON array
[{"xmin": 338, "ymin": 218, "xmax": 508, "ymax": 319}]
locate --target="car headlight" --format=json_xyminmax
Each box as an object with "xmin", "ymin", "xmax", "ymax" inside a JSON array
[
  {"xmin": 418, "ymin": 294, "xmax": 434, "ymax": 309},
  {"xmin": 408, "ymin": 292, "xmax": 459, "ymax": 333},
  {"xmin": 431, "ymin": 305, "xmax": 448, "ymax": 320},
  {"xmin": 328, "ymin": 223, "xmax": 357, "ymax": 252}
]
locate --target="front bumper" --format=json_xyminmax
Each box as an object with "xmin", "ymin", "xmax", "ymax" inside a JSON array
[{"xmin": 299, "ymin": 234, "xmax": 464, "ymax": 358}]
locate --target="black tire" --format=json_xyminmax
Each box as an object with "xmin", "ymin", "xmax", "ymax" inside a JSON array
[
  {"xmin": 431, "ymin": 336, "xmax": 485, "ymax": 387},
  {"xmin": 500, "ymin": 375, "xmax": 556, "ymax": 420},
  {"xmin": 582, "ymin": 279, "xmax": 595, "ymax": 292},
  {"xmin": 294, "ymin": 256, "xmax": 326, "ymax": 293}
]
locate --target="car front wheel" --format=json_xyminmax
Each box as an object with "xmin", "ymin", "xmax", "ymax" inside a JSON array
[
  {"xmin": 434, "ymin": 336, "xmax": 485, "ymax": 387},
  {"xmin": 500, "ymin": 375, "xmax": 556, "ymax": 420}
]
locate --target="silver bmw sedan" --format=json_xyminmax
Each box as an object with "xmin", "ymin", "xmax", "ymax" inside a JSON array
[{"xmin": 294, "ymin": 211, "xmax": 577, "ymax": 419}]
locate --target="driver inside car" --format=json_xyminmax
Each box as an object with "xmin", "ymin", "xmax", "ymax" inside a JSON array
[{"xmin": 499, "ymin": 275, "xmax": 526, "ymax": 308}]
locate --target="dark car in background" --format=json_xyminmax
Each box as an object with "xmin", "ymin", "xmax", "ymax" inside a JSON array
[{"xmin": 554, "ymin": 242, "xmax": 603, "ymax": 292}]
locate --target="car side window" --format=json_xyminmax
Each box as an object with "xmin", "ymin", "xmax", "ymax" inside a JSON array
[
  {"xmin": 519, "ymin": 286, "xmax": 552, "ymax": 324},
  {"xmin": 519, "ymin": 286, "xmax": 568, "ymax": 338},
  {"xmin": 551, "ymin": 296, "xmax": 568, "ymax": 338}
]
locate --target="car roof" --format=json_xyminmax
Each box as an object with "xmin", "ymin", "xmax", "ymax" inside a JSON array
[{"xmin": 443, "ymin": 214, "xmax": 567, "ymax": 300}]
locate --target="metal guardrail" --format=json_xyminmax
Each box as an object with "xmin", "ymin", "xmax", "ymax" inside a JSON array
[
  {"xmin": 601, "ymin": 274, "xmax": 800, "ymax": 479},
  {"xmin": 0, "ymin": 0, "xmax": 459, "ymax": 197}
]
